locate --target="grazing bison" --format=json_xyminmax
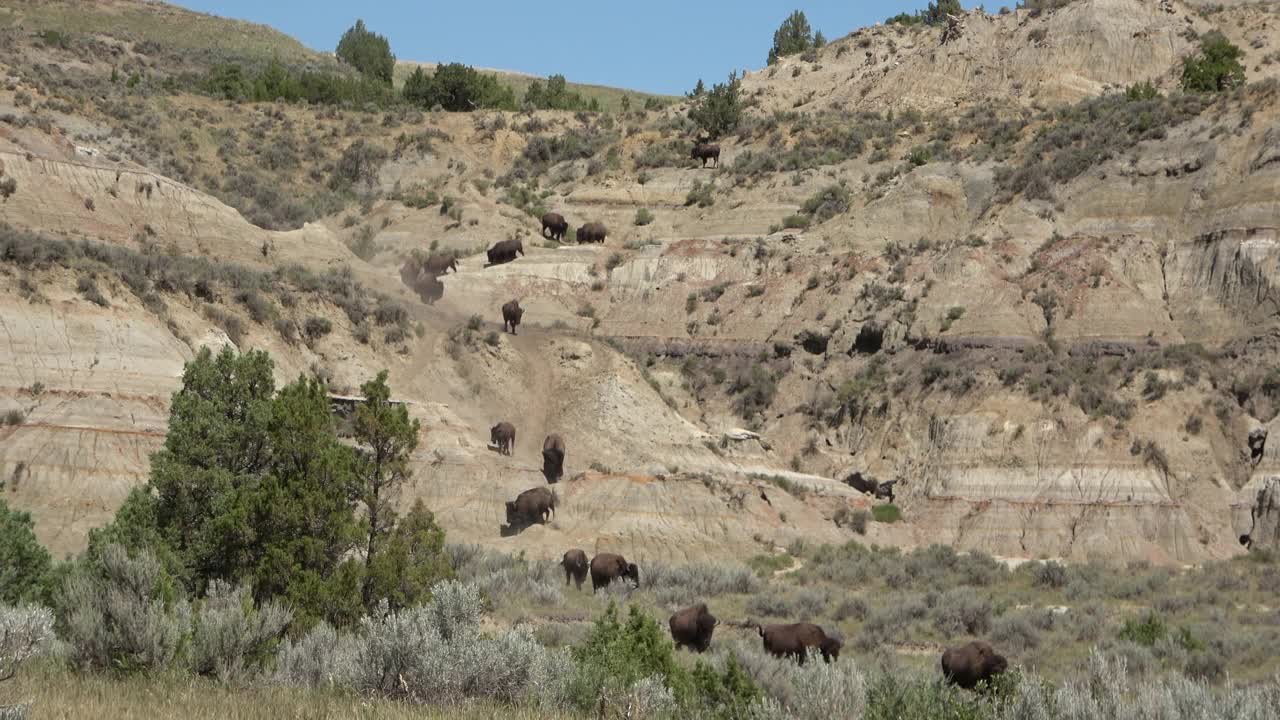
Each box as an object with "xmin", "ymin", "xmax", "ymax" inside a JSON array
[
  {"xmin": 941, "ymin": 641, "xmax": 1008, "ymax": 690},
  {"xmin": 502, "ymin": 299, "xmax": 523, "ymax": 335},
  {"xmin": 669, "ymin": 603, "xmax": 717, "ymax": 653},
  {"xmin": 590, "ymin": 552, "xmax": 640, "ymax": 592},
  {"xmin": 561, "ymin": 549, "xmax": 589, "ymax": 590},
  {"xmin": 505, "ymin": 486, "xmax": 557, "ymax": 528},
  {"xmin": 542, "ymin": 434, "xmax": 566, "ymax": 483},
  {"xmin": 424, "ymin": 254, "xmax": 458, "ymax": 275},
  {"xmin": 691, "ymin": 142, "xmax": 720, "ymax": 168},
  {"xmin": 541, "ymin": 212, "xmax": 569, "ymax": 242},
  {"xmin": 486, "ymin": 238, "xmax": 524, "ymax": 266},
  {"xmin": 757, "ymin": 623, "xmax": 842, "ymax": 665},
  {"xmin": 399, "ymin": 256, "xmax": 445, "ymax": 304},
  {"xmin": 490, "ymin": 422, "xmax": 516, "ymax": 455},
  {"xmin": 576, "ymin": 222, "xmax": 607, "ymax": 244}
]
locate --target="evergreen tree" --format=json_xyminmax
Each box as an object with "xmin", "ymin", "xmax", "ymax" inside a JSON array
[
  {"xmin": 364, "ymin": 499, "xmax": 452, "ymax": 611},
  {"xmin": 688, "ymin": 72, "xmax": 742, "ymax": 139},
  {"xmin": 1182, "ymin": 32, "xmax": 1246, "ymax": 93},
  {"xmin": 335, "ymin": 19, "xmax": 395, "ymax": 85},
  {"xmin": 768, "ymin": 10, "xmax": 816, "ymax": 65},
  {"xmin": 352, "ymin": 371, "xmax": 420, "ymax": 607},
  {"xmin": 0, "ymin": 499, "xmax": 52, "ymax": 604}
]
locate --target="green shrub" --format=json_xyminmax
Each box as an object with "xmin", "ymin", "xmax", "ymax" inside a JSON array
[
  {"xmin": 872, "ymin": 504, "xmax": 901, "ymax": 523},
  {"xmin": 688, "ymin": 72, "xmax": 742, "ymax": 139},
  {"xmin": 767, "ymin": 10, "xmax": 823, "ymax": 65},
  {"xmin": 1118, "ymin": 611, "xmax": 1168, "ymax": 647},
  {"xmin": 634, "ymin": 208, "xmax": 655, "ymax": 226},
  {"xmin": 402, "ymin": 63, "xmax": 517, "ymax": 111},
  {"xmin": 522, "ymin": 74, "xmax": 593, "ymax": 111},
  {"xmin": 1181, "ymin": 32, "xmax": 1246, "ymax": 93},
  {"xmin": 335, "ymin": 19, "xmax": 395, "ymax": 84},
  {"xmin": 686, "ymin": 179, "xmax": 716, "ymax": 208},
  {"xmin": 304, "ymin": 316, "xmax": 333, "ymax": 340},
  {"xmin": 0, "ymin": 498, "xmax": 52, "ymax": 605}
]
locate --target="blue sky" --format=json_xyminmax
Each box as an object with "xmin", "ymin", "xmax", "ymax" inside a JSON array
[{"xmin": 171, "ymin": 2, "xmax": 958, "ymax": 95}]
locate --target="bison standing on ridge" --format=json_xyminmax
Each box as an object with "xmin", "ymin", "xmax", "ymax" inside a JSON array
[
  {"xmin": 423, "ymin": 253, "xmax": 458, "ymax": 275},
  {"xmin": 486, "ymin": 238, "xmax": 524, "ymax": 266},
  {"xmin": 490, "ymin": 421, "xmax": 516, "ymax": 455},
  {"xmin": 502, "ymin": 299, "xmax": 523, "ymax": 335},
  {"xmin": 542, "ymin": 434, "xmax": 566, "ymax": 483},
  {"xmin": 691, "ymin": 142, "xmax": 720, "ymax": 168},
  {"xmin": 576, "ymin": 222, "xmax": 607, "ymax": 244},
  {"xmin": 590, "ymin": 553, "xmax": 640, "ymax": 592},
  {"xmin": 541, "ymin": 212, "xmax": 569, "ymax": 242},
  {"xmin": 505, "ymin": 486, "xmax": 557, "ymax": 529}
]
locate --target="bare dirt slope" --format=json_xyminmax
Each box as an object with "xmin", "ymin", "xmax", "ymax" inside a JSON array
[{"xmin": 3, "ymin": 0, "xmax": 1280, "ymax": 566}]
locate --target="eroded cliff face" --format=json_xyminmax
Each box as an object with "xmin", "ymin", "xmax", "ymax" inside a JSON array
[{"xmin": 3, "ymin": 0, "xmax": 1280, "ymax": 565}]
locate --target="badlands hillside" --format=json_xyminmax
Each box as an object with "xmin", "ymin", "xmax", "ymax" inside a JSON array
[{"xmin": 2, "ymin": 0, "xmax": 1280, "ymax": 572}]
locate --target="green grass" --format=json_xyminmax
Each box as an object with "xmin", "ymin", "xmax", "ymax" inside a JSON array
[
  {"xmin": 393, "ymin": 62, "xmax": 676, "ymax": 112},
  {"xmin": 0, "ymin": 1, "xmax": 323, "ymax": 67},
  {"xmin": 872, "ymin": 503, "xmax": 901, "ymax": 523}
]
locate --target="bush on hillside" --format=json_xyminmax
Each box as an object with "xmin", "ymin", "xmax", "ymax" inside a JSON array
[
  {"xmin": 523, "ymin": 74, "xmax": 594, "ymax": 111},
  {"xmin": 402, "ymin": 64, "xmax": 517, "ymax": 111},
  {"xmin": 0, "ymin": 604, "xmax": 53, "ymax": 686},
  {"xmin": 335, "ymin": 19, "xmax": 395, "ymax": 84},
  {"xmin": 1181, "ymin": 32, "xmax": 1246, "ymax": 93},
  {"xmin": 0, "ymin": 500, "xmax": 52, "ymax": 606},
  {"xmin": 688, "ymin": 72, "xmax": 742, "ymax": 139},
  {"xmin": 188, "ymin": 581, "xmax": 292, "ymax": 682},
  {"xmin": 60, "ymin": 544, "xmax": 192, "ymax": 672},
  {"xmin": 767, "ymin": 11, "xmax": 825, "ymax": 65}
]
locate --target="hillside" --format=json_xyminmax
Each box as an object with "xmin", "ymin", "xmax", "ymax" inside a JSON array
[{"xmin": 2, "ymin": 0, "xmax": 1280, "ymax": 577}]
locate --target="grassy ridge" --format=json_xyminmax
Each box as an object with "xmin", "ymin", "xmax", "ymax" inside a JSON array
[
  {"xmin": 0, "ymin": 0, "xmax": 321, "ymax": 67},
  {"xmin": 395, "ymin": 61, "xmax": 677, "ymax": 112}
]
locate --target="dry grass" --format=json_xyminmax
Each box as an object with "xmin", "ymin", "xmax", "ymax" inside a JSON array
[{"xmin": 6, "ymin": 662, "xmax": 577, "ymax": 720}]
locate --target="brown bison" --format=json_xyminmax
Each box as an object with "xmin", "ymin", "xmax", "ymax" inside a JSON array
[
  {"xmin": 423, "ymin": 254, "xmax": 458, "ymax": 275},
  {"xmin": 590, "ymin": 552, "xmax": 640, "ymax": 593},
  {"xmin": 757, "ymin": 622, "xmax": 842, "ymax": 665},
  {"xmin": 691, "ymin": 142, "xmax": 720, "ymax": 168},
  {"xmin": 843, "ymin": 472, "xmax": 896, "ymax": 503},
  {"xmin": 941, "ymin": 641, "xmax": 1008, "ymax": 690},
  {"xmin": 576, "ymin": 222, "xmax": 607, "ymax": 244},
  {"xmin": 502, "ymin": 299, "xmax": 523, "ymax": 335},
  {"xmin": 490, "ymin": 422, "xmax": 516, "ymax": 455},
  {"xmin": 505, "ymin": 486, "xmax": 557, "ymax": 528},
  {"xmin": 561, "ymin": 549, "xmax": 589, "ymax": 590},
  {"xmin": 399, "ymin": 255, "xmax": 446, "ymax": 304},
  {"xmin": 669, "ymin": 603, "xmax": 717, "ymax": 653},
  {"xmin": 486, "ymin": 238, "xmax": 524, "ymax": 266},
  {"xmin": 541, "ymin": 212, "xmax": 569, "ymax": 242},
  {"xmin": 542, "ymin": 434, "xmax": 566, "ymax": 483}
]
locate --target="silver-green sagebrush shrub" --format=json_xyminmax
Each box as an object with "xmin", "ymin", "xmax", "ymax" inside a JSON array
[
  {"xmin": 59, "ymin": 544, "xmax": 191, "ymax": 672},
  {"xmin": 189, "ymin": 580, "xmax": 291, "ymax": 682},
  {"xmin": 272, "ymin": 621, "xmax": 360, "ymax": 688},
  {"xmin": 0, "ymin": 604, "xmax": 53, "ymax": 683}
]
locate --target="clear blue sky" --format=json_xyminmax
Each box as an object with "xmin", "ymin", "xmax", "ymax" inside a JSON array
[{"xmin": 171, "ymin": 2, "xmax": 961, "ymax": 95}]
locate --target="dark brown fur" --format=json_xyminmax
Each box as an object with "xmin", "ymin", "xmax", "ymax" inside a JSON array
[
  {"xmin": 758, "ymin": 622, "xmax": 841, "ymax": 665},
  {"xmin": 561, "ymin": 549, "xmax": 588, "ymax": 590},
  {"xmin": 490, "ymin": 422, "xmax": 516, "ymax": 455},
  {"xmin": 576, "ymin": 222, "xmax": 607, "ymax": 244},
  {"xmin": 502, "ymin": 299, "xmax": 523, "ymax": 335},
  {"xmin": 542, "ymin": 434, "xmax": 566, "ymax": 483},
  {"xmin": 423, "ymin": 254, "xmax": 458, "ymax": 275},
  {"xmin": 505, "ymin": 486, "xmax": 556, "ymax": 527},
  {"xmin": 941, "ymin": 641, "xmax": 1009, "ymax": 690},
  {"xmin": 669, "ymin": 603, "xmax": 717, "ymax": 652},
  {"xmin": 541, "ymin": 212, "xmax": 569, "ymax": 242},
  {"xmin": 691, "ymin": 143, "xmax": 720, "ymax": 168},
  {"xmin": 487, "ymin": 238, "xmax": 524, "ymax": 265},
  {"xmin": 589, "ymin": 552, "xmax": 640, "ymax": 592}
]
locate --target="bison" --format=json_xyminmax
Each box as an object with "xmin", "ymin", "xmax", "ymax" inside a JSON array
[
  {"xmin": 669, "ymin": 603, "xmax": 717, "ymax": 653},
  {"xmin": 541, "ymin": 212, "xmax": 569, "ymax": 242},
  {"xmin": 490, "ymin": 422, "xmax": 516, "ymax": 455},
  {"xmin": 561, "ymin": 549, "xmax": 589, "ymax": 590},
  {"xmin": 542, "ymin": 434, "xmax": 566, "ymax": 483},
  {"xmin": 399, "ymin": 256, "xmax": 445, "ymax": 304},
  {"xmin": 941, "ymin": 640, "xmax": 1008, "ymax": 690},
  {"xmin": 843, "ymin": 472, "xmax": 896, "ymax": 503},
  {"xmin": 502, "ymin": 299, "xmax": 523, "ymax": 335},
  {"xmin": 576, "ymin": 222, "xmax": 607, "ymax": 244},
  {"xmin": 691, "ymin": 142, "xmax": 720, "ymax": 168},
  {"xmin": 486, "ymin": 238, "xmax": 524, "ymax": 266},
  {"xmin": 423, "ymin": 253, "xmax": 458, "ymax": 275},
  {"xmin": 505, "ymin": 486, "xmax": 557, "ymax": 528},
  {"xmin": 757, "ymin": 622, "xmax": 841, "ymax": 665},
  {"xmin": 590, "ymin": 552, "xmax": 640, "ymax": 593}
]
